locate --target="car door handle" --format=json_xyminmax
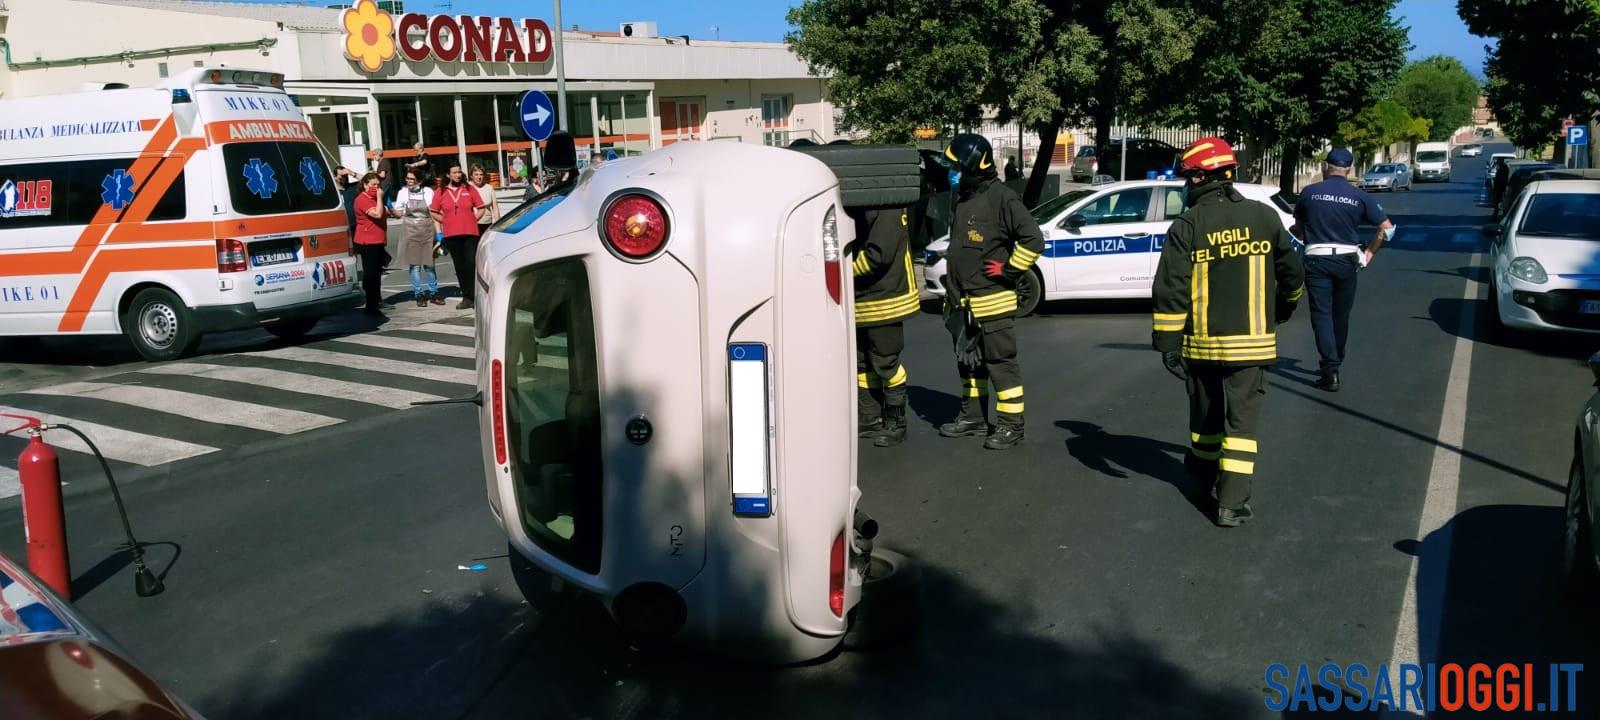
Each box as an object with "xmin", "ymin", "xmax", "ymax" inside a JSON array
[{"xmin": 1122, "ymin": 233, "xmax": 1151, "ymax": 239}]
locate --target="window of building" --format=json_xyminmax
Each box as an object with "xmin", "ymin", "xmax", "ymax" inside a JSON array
[
  {"xmin": 761, "ymin": 95, "xmax": 792, "ymax": 146},
  {"xmin": 459, "ymin": 95, "xmax": 501, "ymax": 187},
  {"xmin": 660, "ymin": 97, "xmax": 703, "ymax": 146},
  {"xmin": 157, "ymin": 62, "xmax": 169, "ymax": 79}
]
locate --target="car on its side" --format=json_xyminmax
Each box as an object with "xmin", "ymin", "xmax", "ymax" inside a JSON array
[
  {"xmin": 1459, "ymin": 144, "xmax": 1484, "ymax": 158},
  {"xmin": 1360, "ymin": 163, "xmax": 1413, "ymax": 192},
  {"xmin": 1070, "ymin": 138, "xmax": 1182, "ymax": 182},
  {"xmin": 1564, "ymin": 351, "xmax": 1600, "ymax": 600},
  {"xmin": 922, "ymin": 178, "xmax": 1297, "ymax": 315},
  {"xmin": 1486, "ymin": 178, "xmax": 1600, "ymax": 334}
]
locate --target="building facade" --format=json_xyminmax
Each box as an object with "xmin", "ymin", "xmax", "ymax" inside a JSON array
[{"xmin": 0, "ymin": 0, "xmax": 833, "ymax": 190}]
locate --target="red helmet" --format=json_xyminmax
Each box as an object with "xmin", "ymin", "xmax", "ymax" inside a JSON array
[{"xmin": 1179, "ymin": 136, "xmax": 1238, "ymax": 175}]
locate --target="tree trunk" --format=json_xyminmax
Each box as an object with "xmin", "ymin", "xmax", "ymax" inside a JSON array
[
  {"xmin": 1094, "ymin": 110, "xmax": 1112, "ymax": 157},
  {"xmin": 1278, "ymin": 138, "xmax": 1299, "ymax": 194},
  {"xmin": 1023, "ymin": 112, "xmax": 1067, "ymax": 207}
]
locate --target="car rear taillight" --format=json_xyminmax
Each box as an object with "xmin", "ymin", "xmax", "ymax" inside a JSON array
[
  {"xmin": 216, "ymin": 238, "xmax": 247, "ymax": 273},
  {"xmin": 829, "ymin": 530, "xmax": 846, "ymax": 617},
  {"xmin": 491, "ymin": 359, "xmax": 507, "ymax": 465},
  {"xmin": 601, "ymin": 193, "xmax": 670, "ymax": 260},
  {"xmin": 822, "ymin": 205, "xmax": 841, "ymax": 304}
]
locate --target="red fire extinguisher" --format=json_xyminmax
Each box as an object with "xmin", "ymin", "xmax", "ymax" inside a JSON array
[{"xmin": 2, "ymin": 412, "xmax": 69, "ymax": 598}]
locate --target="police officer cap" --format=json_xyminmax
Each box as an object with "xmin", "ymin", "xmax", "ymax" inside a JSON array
[
  {"xmin": 1326, "ymin": 148, "xmax": 1354, "ymax": 168},
  {"xmin": 941, "ymin": 134, "xmax": 996, "ymax": 177}
]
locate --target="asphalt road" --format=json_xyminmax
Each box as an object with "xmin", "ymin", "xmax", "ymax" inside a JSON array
[{"xmin": 3, "ymin": 143, "xmax": 1599, "ymax": 718}]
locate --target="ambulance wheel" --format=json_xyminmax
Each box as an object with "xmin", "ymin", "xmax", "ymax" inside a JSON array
[
  {"xmin": 124, "ymin": 288, "xmax": 201, "ymax": 362},
  {"xmin": 842, "ymin": 548, "xmax": 921, "ymax": 650},
  {"xmin": 1015, "ymin": 268, "xmax": 1044, "ymax": 317},
  {"xmin": 265, "ymin": 317, "xmax": 321, "ymax": 340}
]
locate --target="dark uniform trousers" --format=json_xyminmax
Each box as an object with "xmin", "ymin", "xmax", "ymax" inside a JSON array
[
  {"xmin": 1186, "ymin": 364, "xmax": 1266, "ymax": 509},
  {"xmin": 857, "ymin": 324, "xmax": 908, "ymax": 424},
  {"xmin": 1304, "ymin": 254, "xmax": 1359, "ymax": 373},
  {"xmin": 956, "ymin": 316, "xmax": 1023, "ymax": 430}
]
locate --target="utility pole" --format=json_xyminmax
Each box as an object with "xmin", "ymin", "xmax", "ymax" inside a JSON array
[{"xmin": 553, "ymin": 0, "xmax": 569, "ymax": 131}]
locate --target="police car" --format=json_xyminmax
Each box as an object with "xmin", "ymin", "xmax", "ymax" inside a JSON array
[{"xmin": 922, "ymin": 179, "xmax": 1297, "ymax": 315}]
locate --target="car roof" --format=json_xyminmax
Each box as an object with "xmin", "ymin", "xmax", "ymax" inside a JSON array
[
  {"xmin": 1527, "ymin": 179, "xmax": 1600, "ymax": 194},
  {"xmin": 1534, "ymin": 168, "xmax": 1600, "ymax": 181}
]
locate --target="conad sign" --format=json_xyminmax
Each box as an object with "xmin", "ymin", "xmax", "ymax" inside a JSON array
[{"xmin": 340, "ymin": 0, "xmax": 552, "ymax": 73}]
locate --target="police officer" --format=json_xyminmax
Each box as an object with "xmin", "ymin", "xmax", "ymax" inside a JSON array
[
  {"xmin": 1153, "ymin": 137, "xmax": 1305, "ymax": 527},
  {"xmin": 1292, "ymin": 148, "xmax": 1394, "ymax": 392},
  {"xmin": 851, "ymin": 207, "xmax": 919, "ymax": 447},
  {"xmin": 936, "ymin": 134, "xmax": 1046, "ymax": 450}
]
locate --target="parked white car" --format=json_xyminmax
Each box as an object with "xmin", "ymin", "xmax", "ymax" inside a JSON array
[
  {"xmin": 922, "ymin": 179, "xmax": 1298, "ymax": 314},
  {"xmin": 1487, "ymin": 179, "xmax": 1600, "ymax": 333}
]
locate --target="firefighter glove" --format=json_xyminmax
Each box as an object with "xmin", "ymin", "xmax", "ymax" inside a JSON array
[
  {"xmin": 983, "ymin": 259, "xmax": 1006, "ymax": 279},
  {"xmin": 1275, "ymin": 298, "xmax": 1296, "ymax": 325},
  {"xmin": 1161, "ymin": 351, "xmax": 1187, "ymax": 382}
]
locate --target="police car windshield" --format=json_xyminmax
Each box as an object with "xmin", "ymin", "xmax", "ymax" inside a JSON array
[
  {"xmin": 1031, "ymin": 189, "xmax": 1095, "ymax": 223},
  {"xmin": 1517, "ymin": 193, "xmax": 1600, "ymax": 239}
]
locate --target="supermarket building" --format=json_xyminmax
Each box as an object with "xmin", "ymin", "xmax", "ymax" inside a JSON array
[{"xmin": 0, "ymin": 0, "xmax": 835, "ymax": 187}]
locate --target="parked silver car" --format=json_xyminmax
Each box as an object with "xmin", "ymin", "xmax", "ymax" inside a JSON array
[{"xmin": 1360, "ymin": 163, "xmax": 1412, "ymax": 192}]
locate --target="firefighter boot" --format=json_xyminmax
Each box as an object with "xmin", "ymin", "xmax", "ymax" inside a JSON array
[
  {"xmin": 983, "ymin": 425, "xmax": 1024, "ymax": 450},
  {"xmin": 1214, "ymin": 503, "xmax": 1255, "ymax": 528},
  {"xmin": 874, "ymin": 405, "xmax": 907, "ymax": 447}
]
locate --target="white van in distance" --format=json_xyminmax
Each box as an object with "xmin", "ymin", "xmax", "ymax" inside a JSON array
[
  {"xmin": 1413, "ymin": 141, "xmax": 1452, "ymax": 182},
  {"xmin": 0, "ymin": 68, "xmax": 361, "ymax": 360}
]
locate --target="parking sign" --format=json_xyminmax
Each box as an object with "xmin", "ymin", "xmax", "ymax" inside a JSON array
[{"xmin": 1569, "ymin": 125, "xmax": 1589, "ymax": 147}]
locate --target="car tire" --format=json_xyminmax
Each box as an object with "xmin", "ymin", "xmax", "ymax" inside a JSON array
[
  {"xmin": 842, "ymin": 547, "xmax": 921, "ymax": 650},
  {"xmin": 787, "ymin": 144, "xmax": 922, "ymax": 209},
  {"xmin": 1015, "ymin": 267, "xmax": 1044, "ymax": 317},
  {"xmin": 264, "ymin": 317, "xmax": 321, "ymax": 340},
  {"xmin": 1563, "ymin": 455, "xmax": 1600, "ymax": 600},
  {"xmin": 123, "ymin": 287, "xmax": 201, "ymax": 362}
]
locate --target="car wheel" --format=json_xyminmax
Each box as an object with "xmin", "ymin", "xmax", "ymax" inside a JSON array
[
  {"xmin": 264, "ymin": 317, "xmax": 321, "ymax": 340},
  {"xmin": 842, "ymin": 547, "xmax": 921, "ymax": 650},
  {"xmin": 1015, "ymin": 267, "xmax": 1044, "ymax": 317},
  {"xmin": 1563, "ymin": 455, "xmax": 1600, "ymax": 600},
  {"xmin": 124, "ymin": 287, "xmax": 201, "ymax": 362}
]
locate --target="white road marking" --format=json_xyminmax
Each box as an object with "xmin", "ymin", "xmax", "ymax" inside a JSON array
[
  {"xmin": 256, "ymin": 346, "xmax": 476, "ymax": 386},
  {"xmin": 26, "ymin": 382, "xmax": 341, "ymax": 435},
  {"xmin": 331, "ymin": 333, "xmax": 476, "ymax": 360},
  {"xmin": 409, "ymin": 323, "xmax": 477, "ymax": 338},
  {"xmin": 0, "ymin": 465, "xmax": 17, "ymax": 501},
  {"xmin": 0, "ymin": 406, "xmax": 218, "ymax": 467},
  {"xmin": 1380, "ymin": 252, "xmax": 1478, "ymax": 717},
  {"xmin": 143, "ymin": 363, "xmax": 445, "ymax": 410}
]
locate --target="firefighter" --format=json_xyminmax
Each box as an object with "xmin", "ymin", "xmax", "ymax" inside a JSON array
[
  {"xmin": 1152, "ymin": 137, "xmax": 1305, "ymax": 527},
  {"xmin": 936, "ymin": 133, "xmax": 1046, "ymax": 450},
  {"xmin": 851, "ymin": 206, "xmax": 919, "ymax": 447}
]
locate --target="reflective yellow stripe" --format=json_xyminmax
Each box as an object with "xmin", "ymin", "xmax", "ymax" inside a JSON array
[
  {"xmin": 1154, "ymin": 320, "xmax": 1186, "ymax": 332},
  {"xmin": 1286, "ymin": 285, "xmax": 1304, "ymax": 303},
  {"xmin": 996, "ymin": 401, "xmax": 1024, "ymax": 414},
  {"xmin": 1248, "ymin": 255, "xmax": 1261, "ymax": 335},
  {"xmin": 996, "ymin": 386, "xmax": 1023, "ymax": 400},
  {"xmin": 1222, "ymin": 437, "xmax": 1257, "ymax": 453},
  {"xmin": 1191, "ymin": 432, "xmax": 1224, "ymax": 444},
  {"xmin": 858, "ymin": 373, "xmax": 879, "ymax": 389},
  {"xmin": 856, "ymin": 291, "xmax": 920, "ymax": 311},
  {"xmin": 1219, "ymin": 458, "xmax": 1255, "ymax": 474},
  {"xmin": 853, "ymin": 254, "xmax": 871, "ymax": 276},
  {"xmin": 1154, "ymin": 312, "xmax": 1187, "ymax": 322},
  {"xmin": 887, "ymin": 365, "xmax": 908, "ymax": 387},
  {"xmin": 966, "ymin": 291, "xmax": 1018, "ymax": 308},
  {"xmin": 1190, "ymin": 448, "xmax": 1221, "ymax": 461},
  {"xmin": 964, "ymin": 378, "xmax": 988, "ymax": 397},
  {"xmin": 1183, "ymin": 333, "xmax": 1276, "ymax": 349},
  {"xmin": 1193, "ymin": 262, "xmax": 1209, "ymax": 336},
  {"xmin": 1012, "ymin": 246, "xmax": 1040, "ymax": 262},
  {"xmin": 1182, "ymin": 348, "xmax": 1277, "ymax": 362},
  {"xmin": 1182, "ymin": 142, "xmax": 1214, "ymax": 159}
]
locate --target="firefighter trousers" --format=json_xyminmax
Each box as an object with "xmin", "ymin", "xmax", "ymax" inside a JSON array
[
  {"xmin": 857, "ymin": 323, "xmax": 908, "ymax": 424},
  {"xmin": 956, "ymin": 317, "xmax": 1024, "ymax": 430},
  {"xmin": 1185, "ymin": 364, "xmax": 1266, "ymax": 510}
]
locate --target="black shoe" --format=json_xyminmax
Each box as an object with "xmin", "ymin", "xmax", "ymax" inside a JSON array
[
  {"xmin": 938, "ymin": 418, "xmax": 988, "ymax": 438},
  {"xmin": 874, "ymin": 408, "xmax": 907, "ymax": 447},
  {"xmin": 364, "ymin": 306, "xmax": 384, "ymax": 316},
  {"xmin": 457, "ymin": 299, "xmax": 474, "ymax": 310},
  {"xmin": 983, "ymin": 426, "xmax": 1024, "ymax": 450},
  {"xmin": 1214, "ymin": 503, "xmax": 1255, "ymax": 528},
  {"xmin": 1315, "ymin": 372, "xmax": 1340, "ymax": 392},
  {"xmin": 858, "ymin": 419, "xmax": 884, "ymax": 439}
]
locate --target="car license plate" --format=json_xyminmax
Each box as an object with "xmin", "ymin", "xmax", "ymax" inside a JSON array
[
  {"xmin": 1581, "ymin": 300, "xmax": 1600, "ymax": 315},
  {"xmin": 728, "ymin": 343, "xmax": 772, "ymax": 517},
  {"xmin": 252, "ymin": 249, "xmax": 297, "ymax": 266}
]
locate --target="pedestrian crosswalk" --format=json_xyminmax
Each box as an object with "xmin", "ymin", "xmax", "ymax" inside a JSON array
[{"xmin": 0, "ymin": 318, "xmax": 481, "ymax": 501}]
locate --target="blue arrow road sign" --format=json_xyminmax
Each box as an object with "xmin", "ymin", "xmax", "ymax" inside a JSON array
[
  {"xmin": 518, "ymin": 91, "xmax": 556, "ymax": 142},
  {"xmin": 1568, "ymin": 125, "xmax": 1589, "ymax": 147}
]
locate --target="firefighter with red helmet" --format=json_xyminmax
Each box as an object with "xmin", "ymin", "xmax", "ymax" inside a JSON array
[
  {"xmin": 1152, "ymin": 137, "xmax": 1304, "ymax": 527},
  {"xmin": 936, "ymin": 133, "xmax": 1046, "ymax": 450}
]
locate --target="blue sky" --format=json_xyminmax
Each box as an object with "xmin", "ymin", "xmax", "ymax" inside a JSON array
[{"xmin": 260, "ymin": 1, "xmax": 1493, "ymax": 70}]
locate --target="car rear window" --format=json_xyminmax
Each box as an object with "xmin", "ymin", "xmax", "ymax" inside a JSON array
[
  {"xmin": 221, "ymin": 142, "xmax": 339, "ymax": 216},
  {"xmin": 1518, "ymin": 193, "xmax": 1600, "ymax": 240},
  {"xmin": 1076, "ymin": 146, "xmax": 1097, "ymax": 158}
]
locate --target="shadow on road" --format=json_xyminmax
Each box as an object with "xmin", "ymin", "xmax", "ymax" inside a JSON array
[
  {"xmin": 1054, "ymin": 420, "xmax": 1213, "ymax": 521},
  {"xmin": 1427, "ymin": 297, "xmax": 1599, "ymax": 362},
  {"xmin": 907, "ymin": 384, "xmax": 960, "ymax": 428}
]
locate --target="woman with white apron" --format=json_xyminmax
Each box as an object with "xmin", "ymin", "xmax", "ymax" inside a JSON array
[{"xmin": 392, "ymin": 171, "xmax": 444, "ymax": 306}]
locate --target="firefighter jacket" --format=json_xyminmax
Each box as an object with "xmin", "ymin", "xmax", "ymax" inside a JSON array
[
  {"xmin": 849, "ymin": 208, "xmax": 919, "ymax": 327},
  {"xmin": 945, "ymin": 178, "xmax": 1047, "ymax": 319},
  {"xmin": 1152, "ymin": 181, "xmax": 1305, "ymax": 366}
]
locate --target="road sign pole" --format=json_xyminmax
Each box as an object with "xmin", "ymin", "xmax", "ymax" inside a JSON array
[{"xmin": 553, "ymin": 0, "xmax": 569, "ymax": 132}]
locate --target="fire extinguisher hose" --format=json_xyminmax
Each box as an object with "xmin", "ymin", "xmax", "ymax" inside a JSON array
[{"xmin": 43, "ymin": 423, "xmax": 164, "ymax": 598}]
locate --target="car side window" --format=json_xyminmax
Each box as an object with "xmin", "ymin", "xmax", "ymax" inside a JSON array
[
  {"xmin": 1160, "ymin": 187, "xmax": 1185, "ymax": 219},
  {"xmin": 1079, "ymin": 188, "xmax": 1154, "ymax": 225}
]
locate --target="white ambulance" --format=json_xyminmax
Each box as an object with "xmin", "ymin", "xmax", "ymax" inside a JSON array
[{"xmin": 0, "ymin": 68, "xmax": 361, "ymax": 361}]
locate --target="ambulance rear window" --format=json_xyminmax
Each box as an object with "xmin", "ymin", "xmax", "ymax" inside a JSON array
[
  {"xmin": 0, "ymin": 158, "xmax": 185, "ymax": 229},
  {"xmin": 221, "ymin": 142, "xmax": 339, "ymax": 216}
]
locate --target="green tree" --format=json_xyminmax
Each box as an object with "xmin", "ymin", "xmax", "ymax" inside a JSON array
[
  {"xmin": 1392, "ymin": 55, "xmax": 1481, "ymax": 141},
  {"xmin": 1459, "ymin": 0, "xmax": 1600, "ymax": 150},
  {"xmin": 1335, "ymin": 99, "xmax": 1431, "ymax": 164}
]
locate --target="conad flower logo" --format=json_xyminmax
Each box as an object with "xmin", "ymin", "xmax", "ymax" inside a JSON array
[{"xmin": 341, "ymin": 0, "xmax": 396, "ymax": 73}]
